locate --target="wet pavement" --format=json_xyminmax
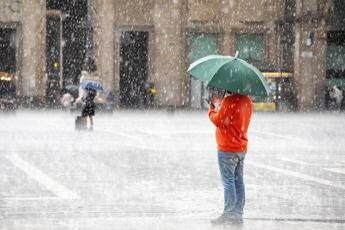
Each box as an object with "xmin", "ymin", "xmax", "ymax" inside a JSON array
[{"xmin": 0, "ymin": 110, "xmax": 344, "ymax": 229}]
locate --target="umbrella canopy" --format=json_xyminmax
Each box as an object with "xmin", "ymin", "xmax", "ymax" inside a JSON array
[
  {"xmin": 80, "ymin": 80, "xmax": 103, "ymax": 91},
  {"xmin": 187, "ymin": 55, "xmax": 270, "ymax": 97},
  {"xmin": 64, "ymin": 85, "xmax": 79, "ymax": 98}
]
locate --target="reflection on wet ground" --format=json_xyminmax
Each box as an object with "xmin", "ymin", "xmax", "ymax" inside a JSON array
[{"xmin": 0, "ymin": 111, "xmax": 344, "ymax": 229}]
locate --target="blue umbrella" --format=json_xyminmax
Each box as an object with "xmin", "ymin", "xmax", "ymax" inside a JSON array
[{"xmin": 80, "ymin": 80, "xmax": 103, "ymax": 91}]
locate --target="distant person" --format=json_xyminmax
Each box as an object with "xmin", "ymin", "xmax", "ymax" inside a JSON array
[
  {"xmin": 105, "ymin": 90, "xmax": 115, "ymax": 111},
  {"xmin": 82, "ymin": 89, "xmax": 97, "ymax": 131},
  {"xmin": 76, "ymin": 71, "xmax": 87, "ymax": 104},
  {"xmin": 330, "ymin": 85, "xmax": 343, "ymax": 110},
  {"xmin": 60, "ymin": 92, "xmax": 73, "ymax": 109},
  {"xmin": 208, "ymin": 91, "xmax": 253, "ymax": 225}
]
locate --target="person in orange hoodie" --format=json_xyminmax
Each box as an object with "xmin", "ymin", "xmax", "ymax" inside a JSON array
[{"xmin": 208, "ymin": 91, "xmax": 253, "ymax": 225}]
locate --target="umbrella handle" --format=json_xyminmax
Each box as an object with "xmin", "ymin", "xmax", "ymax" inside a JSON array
[{"xmin": 222, "ymin": 91, "xmax": 227, "ymax": 98}]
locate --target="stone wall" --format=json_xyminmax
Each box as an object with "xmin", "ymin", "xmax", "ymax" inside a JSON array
[
  {"xmin": 0, "ymin": 0, "xmax": 334, "ymax": 109},
  {"xmin": 93, "ymin": 0, "xmax": 115, "ymax": 91},
  {"xmin": 153, "ymin": 0, "xmax": 184, "ymax": 106},
  {"xmin": 21, "ymin": 0, "xmax": 46, "ymax": 97},
  {"xmin": 92, "ymin": 0, "xmax": 296, "ymax": 107},
  {"xmin": 0, "ymin": 0, "xmax": 46, "ymax": 98},
  {"xmin": 293, "ymin": 0, "xmax": 328, "ymax": 110}
]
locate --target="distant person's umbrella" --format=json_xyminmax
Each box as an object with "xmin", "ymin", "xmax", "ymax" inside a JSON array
[
  {"xmin": 187, "ymin": 54, "xmax": 270, "ymax": 97},
  {"xmin": 65, "ymin": 85, "xmax": 79, "ymax": 98},
  {"xmin": 80, "ymin": 80, "xmax": 103, "ymax": 91}
]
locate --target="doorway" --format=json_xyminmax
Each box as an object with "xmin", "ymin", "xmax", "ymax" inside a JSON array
[
  {"xmin": 0, "ymin": 28, "xmax": 16, "ymax": 74},
  {"xmin": 0, "ymin": 28, "xmax": 16, "ymax": 100},
  {"xmin": 119, "ymin": 31, "xmax": 149, "ymax": 108},
  {"xmin": 46, "ymin": 0, "xmax": 88, "ymax": 106},
  {"xmin": 46, "ymin": 0, "xmax": 88, "ymax": 87},
  {"xmin": 325, "ymin": 31, "xmax": 345, "ymax": 110}
]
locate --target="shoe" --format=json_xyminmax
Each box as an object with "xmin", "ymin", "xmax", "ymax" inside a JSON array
[{"xmin": 210, "ymin": 214, "xmax": 243, "ymax": 225}]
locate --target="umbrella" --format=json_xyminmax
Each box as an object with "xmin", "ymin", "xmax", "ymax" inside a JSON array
[
  {"xmin": 65, "ymin": 85, "xmax": 79, "ymax": 98},
  {"xmin": 80, "ymin": 80, "xmax": 103, "ymax": 91},
  {"xmin": 187, "ymin": 55, "xmax": 270, "ymax": 97}
]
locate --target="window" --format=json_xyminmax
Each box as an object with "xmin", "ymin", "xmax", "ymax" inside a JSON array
[
  {"xmin": 235, "ymin": 34, "xmax": 263, "ymax": 62},
  {"xmin": 188, "ymin": 33, "xmax": 218, "ymax": 108},
  {"xmin": 326, "ymin": 31, "xmax": 345, "ymax": 79},
  {"xmin": 327, "ymin": 44, "xmax": 345, "ymax": 72},
  {"xmin": 333, "ymin": 0, "xmax": 345, "ymax": 23}
]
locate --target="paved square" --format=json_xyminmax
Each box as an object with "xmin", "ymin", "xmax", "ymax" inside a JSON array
[{"xmin": 0, "ymin": 111, "xmax": 344, "ymax": 229}]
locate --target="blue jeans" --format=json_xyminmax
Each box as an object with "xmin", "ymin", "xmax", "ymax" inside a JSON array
[{"xmin": 218, "ymin": 151, "xmax": 245, "ymax": 217}]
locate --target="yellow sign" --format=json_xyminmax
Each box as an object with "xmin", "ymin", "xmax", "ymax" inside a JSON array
[
  {"xmin": 253, "ymin": 102, "xmax": 276, "ymax": 111},
  {"xmin": 0, "ymin": 71, "xmax": 13, "ymax": 81},
  {"xmin": 262, "ymin": 72, "xmax": 292, "ymax": 78},
  {"xmin": 149, "ymin": 88, "xmax": 157, "ymax": 95}
]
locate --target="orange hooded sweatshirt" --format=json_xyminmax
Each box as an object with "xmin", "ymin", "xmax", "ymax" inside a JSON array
[{"xmin": 208, "ymin": 93, "xmax": 253, "ymax": 153}]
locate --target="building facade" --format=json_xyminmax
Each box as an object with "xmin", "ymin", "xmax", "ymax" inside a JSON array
[{"xmin": 0, "ymin": 0, "xmax": 344, "ymax": 111}]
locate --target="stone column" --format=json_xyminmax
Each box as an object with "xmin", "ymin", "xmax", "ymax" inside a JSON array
[
  {"xmin": 36, "ymin": 0, "xmax": 46, "ymax": 98},
  {"xmin": 0, "ymin": 0, "xmax": 24, "ymax": 96},
  {"xmin": 153, "ymin": 0, "xmax": 184, "ymax": 107},
  {"xmin": 293, "ymin": 19, "xmax": 327, "ymax": 111},
  {"xmin": 92, "ymin": 0, "xmax": 115, "ymax": 91},
  {"xmin": 21, "ymin": 0, "xmax": 46, "ymax": 98},
  {"xmin": 221, "ymin": 0, "xmax": 232, "ymax": 55}
]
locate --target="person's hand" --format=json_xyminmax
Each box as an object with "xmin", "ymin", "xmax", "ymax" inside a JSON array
[{"xmin": 208, "ymin": 99, "xmax": 215, "ymax": 109}]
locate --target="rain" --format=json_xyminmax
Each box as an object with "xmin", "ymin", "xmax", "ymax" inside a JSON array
[{"xmin": 0, "ymin": 0, "xmax": 345, "ymax": 229}]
